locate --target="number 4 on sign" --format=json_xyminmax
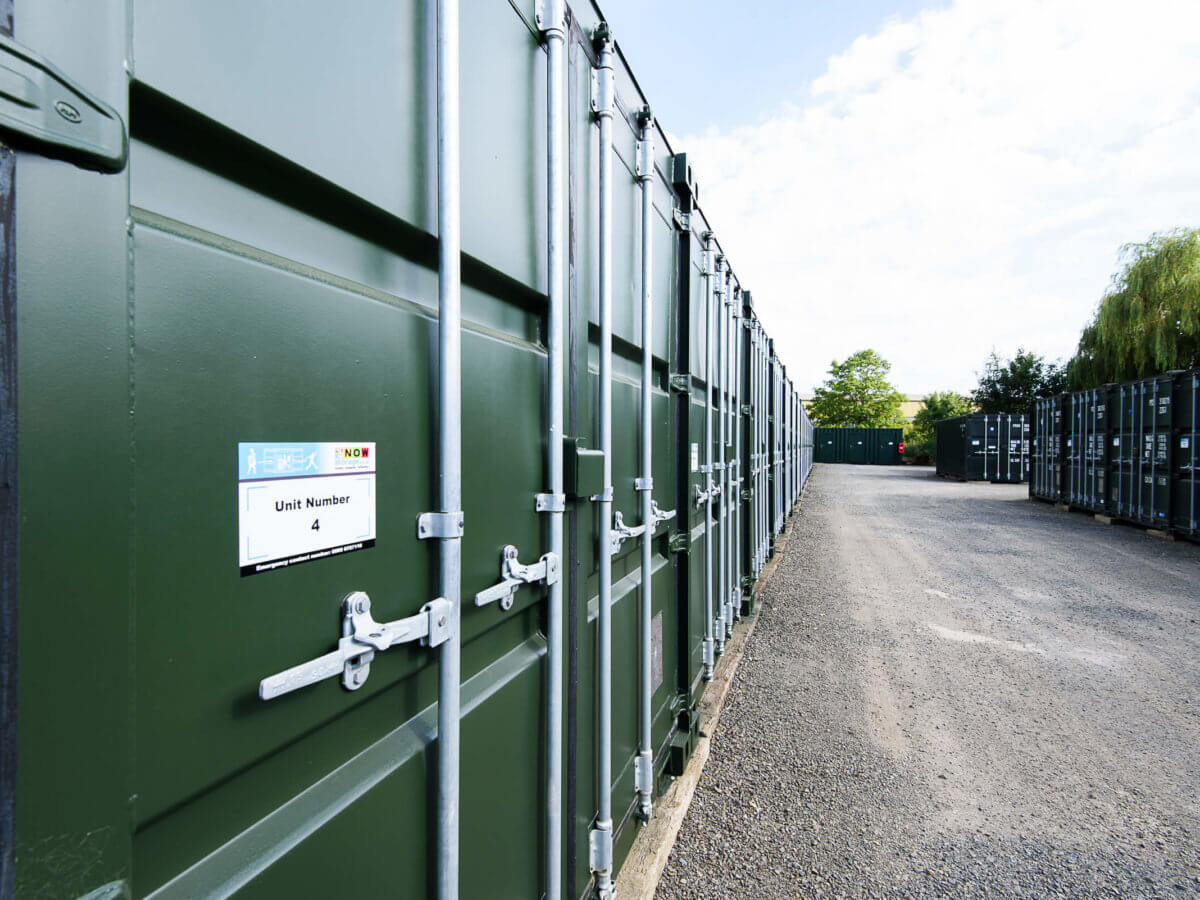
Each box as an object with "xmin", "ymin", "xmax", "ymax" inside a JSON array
[{"xmin": 312, "ymin": 519, "xmax": 320, "ymax": 531}]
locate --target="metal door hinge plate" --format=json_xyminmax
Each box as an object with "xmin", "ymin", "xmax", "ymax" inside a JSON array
[
  {"xmin": 668, "ymin": 533, "xmax": 690, "ymax": 553},
  {"xmin": 0, "ymin": 33, "xmax": 126, "ymax": 172},
  {"xmin": 669, "ymin": 373, "xmax": 690, "ymax": 393},
  {"xmin": 417, "ymin": 511, "xmax": 464, "ymax": 539},
  {"xmin": 672, "ymin": 208, "xmax": 691, "ymax": 231}
]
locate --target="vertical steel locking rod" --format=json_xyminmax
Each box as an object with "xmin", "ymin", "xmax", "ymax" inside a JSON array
[
  {"xmin": 635, "ymin": 114, "xmax": 655, "ymax": 821},
  {"xmin": 722, "ymin": 268, "xmax": 734, "ymax": 633},
  {"xmin": 593, "ymin": 32, "xmax": 616, "ymax": 900},
  {"xmin": 715, "ymin": 257, "xmax": 727, "ymax": 654},
  {"xmin": 732, "ymin": 289, "xmax": 742, "ymax": 618},
  {"xmin": 701, "ymin": 235, "xmax": 715, "ymax": 680},
  {"xmin": 543, "ymin": 1, "xmax": 566, "ymax": 894},
  {"xmin": 435, "ymin": 0, "xmax": 462, "ymax": 894}
]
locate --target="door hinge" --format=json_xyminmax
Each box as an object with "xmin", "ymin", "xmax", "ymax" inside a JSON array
[
  {"xmin": 668, "ymin": 532, "xmax": 690, "ymax": 553},
  {"xmin": 669, "ymin": 373, "xmax": 690, "ymax": 393},
  {"xmin": 0, "ymin": 33, "xmax": 127, "ymax": 172},
  {"xmin": 672, "ymin": 208, "xmax": 690, "ymax": 231}
]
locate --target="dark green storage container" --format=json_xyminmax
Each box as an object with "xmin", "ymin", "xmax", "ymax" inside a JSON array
[
  {"xmin": 936, "ymin": 414, "xmax": 1028, "ymax": 483},
  {"xmin": 0, "ymin": 2, "xmax": 808, "ymax": 899},
  {"xmin": 814, "ymin": 427, "xmax": 903, "ymax": 465}
]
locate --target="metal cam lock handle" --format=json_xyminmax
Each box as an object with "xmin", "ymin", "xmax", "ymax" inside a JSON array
[
  {"xmin": 475, "ymin": 545, "xmax": 560, "ymax": 610},
  {"xmin": 259, "ymin": 592, "xmax": 452, "ymax": 700}
]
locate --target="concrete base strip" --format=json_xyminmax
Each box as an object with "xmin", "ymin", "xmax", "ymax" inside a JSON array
[{"xmin": 617, "ymin": 498, "xmax": 803, "ymax": 900}]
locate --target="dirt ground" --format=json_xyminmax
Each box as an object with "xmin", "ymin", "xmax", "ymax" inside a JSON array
[{"xmin": 657, "ymin": 464, "xmax": 1200, "ymax": 898}]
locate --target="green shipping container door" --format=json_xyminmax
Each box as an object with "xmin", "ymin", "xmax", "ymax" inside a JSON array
[{"xmin": 813, "ymin": 428, "xmax": 903, "ymax": 465}]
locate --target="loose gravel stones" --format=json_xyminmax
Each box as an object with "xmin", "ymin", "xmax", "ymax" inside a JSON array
[{"xmin": 656, "ymin": 465, "xmax": 1200, "ymax": 899}]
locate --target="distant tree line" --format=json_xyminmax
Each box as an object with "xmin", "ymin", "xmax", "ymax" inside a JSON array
[{"xmin": 807, "ymin": 228, "xmax": 1200, "ymax": 461}]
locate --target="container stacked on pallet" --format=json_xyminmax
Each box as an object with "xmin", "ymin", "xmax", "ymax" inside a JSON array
[
  {"xmin": 934, "ymin": 413, "xmax": 1029, "ymax": 482},
  {"xmin": 1029, "ymin": 369, "xmax": 1199, "ymax": 541},
  {"xmin": 5, "ymin": 1, "xmax": 816, "ymax": 899}
]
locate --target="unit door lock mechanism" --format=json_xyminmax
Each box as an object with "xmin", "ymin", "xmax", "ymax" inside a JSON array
[
  {"xmin": 475, "ymin": 545, "xmax": 560, "ymax": 610},
  {"xmin": 259, "ymin": 592, "xmax": 452, "ymax": 700}
]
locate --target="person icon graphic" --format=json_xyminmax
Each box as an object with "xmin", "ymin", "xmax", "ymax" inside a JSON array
[
  {"xmin": 305, "ymin": 451, "xmax": 318, "ymax": 471},
  {"xmin": 247, "ymin": 448, "xmax": 257, "ymax": 476}
]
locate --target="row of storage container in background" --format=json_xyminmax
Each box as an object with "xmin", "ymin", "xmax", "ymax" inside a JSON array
[
  {"xmin": 4, "ymin": 1, "xmax": 815, "ymax": 898},
  {"xmin": 1030, "ymin": 370, "xmax": 1198, "ymax": 540},
  {"xmin": 935, "ymin": 414, "xmax": 1029, "ymax": 483},
  {"xmin": 814, "ymin": 427, "xmax": 904, "ymax": 465}
]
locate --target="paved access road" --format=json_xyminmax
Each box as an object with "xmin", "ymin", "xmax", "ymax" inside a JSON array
[{"xmin": 657, "ymin": 464, "xmax": 1200, "ymax": 899}]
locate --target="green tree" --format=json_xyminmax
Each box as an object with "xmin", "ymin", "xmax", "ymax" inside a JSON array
[
  {"xmin": 973, "ymin": 349, "xmax": 1064, "ymax": 413},
  {"xmin": 1066, "ymin": 228, "xmax": 1200, "ymax": 388},
  {"xmin": 808, "ymin": 350, "xmax": 904, "ymax": 427},
  {"xmin": 904, "ymin": 391, "xmax": 974, "ymax": 459}
]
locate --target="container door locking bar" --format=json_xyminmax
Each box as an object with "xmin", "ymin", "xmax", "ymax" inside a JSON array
[
  {"xmin": 259, "ymin": 592, "xmax": 452, "ymax": 700},
  {"xmin": 475, "ymin": 545, "xmax": 560, "ymax": 610}
]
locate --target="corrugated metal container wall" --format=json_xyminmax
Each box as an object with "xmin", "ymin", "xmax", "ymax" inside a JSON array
[
  {"xmin": 935, "ymin": 414, "xmax": 1027, "ymax": 482},
  {"xmin": 1030, "ymin": 396, "xmax": 1065, "ymax": 501},
  {"xmin": 4, "ymin": 3, "xmax": 806, "ymax": 900},
  {"xmin": 1173, "ymin": 371, "xmax": 1200, "ymax": 539},
  {"xmin": 1064, "ymin": 388, "xmax": 1109, "ymax": 511},
  {"xmin": 1108, "ymin": 375, "xmax": 1173, "ymax": 528}
]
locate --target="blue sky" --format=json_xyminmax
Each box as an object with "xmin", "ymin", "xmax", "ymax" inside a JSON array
[
  {"xmin": 601, "ymin": 0, "xmax": 942, "ymax": 136},
  {"xmin": 596, "ymin": 0, "xmax": 1200, "ymax": 397}
]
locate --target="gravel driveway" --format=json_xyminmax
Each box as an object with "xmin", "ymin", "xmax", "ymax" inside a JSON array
[{"xmin": 656, "ymin": 464, "xmax": 1200, "ymax": 898}]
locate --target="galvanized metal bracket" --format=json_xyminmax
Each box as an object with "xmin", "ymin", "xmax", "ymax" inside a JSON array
[
  {"xmin": 475, "ymin": 545, "xmax": 560, "ymax": 611},
  {"xmin": 669, "ymin": 373, "xmax": 690, "ymax": 393},
  {"xmin": 635, "ymin": 134, "xmax": 653, "ymax": 181},
  {"xmin": 668, "ymin": 533, "xmax": 690, "ymax": 553},
  {"xmin": 589, "ymin": 824, "xmax": 614, "ymax": 880},
  {"xmin": 635, "ymin": 476, "xmax": 653, "ymax": 491},
  {"xmin": 534, "ymin": 0, "xmax": 564, "ymax": 35},
  {"xmin": 742, "ymin": 488, "xmax": 754, "ymax": 501},
  {"xmin": 535, "ymin": 492, "xmax": 566, "ymax": 513},
  {"xmin": 672, "ymin": 208, "xmax": 691, "ymax": 231},
  {"xmin": 740, "ymin": 575, "xmax": 755, "ymax": 589},
  {"xmin": 693, "ymin": 485, "xmax": 711, "ymax": 509},
  {"xmin": 259, "ymin": 592, "xmax": 452, "ymax": 700},
  {"xmin": 416, "ymin": 511, "xmax": 464, "ymax": 539},
  {"xmin": 0, "ymin": 33, "xmax": 127, "ymax": 173},
  {"xmin": 634, "ymin": 751, "xmax": 654, "ymax": 795},
  {"xmin": 591, "ymin": 486, "xmax": 614, "ymax": 503},
  {"xmin": 611, "ymin": 510, "xmax": 647, "ymax": 553},
  {"xmin": 590, "ymin": 33, "xmax": 614, "ymax": 116}
]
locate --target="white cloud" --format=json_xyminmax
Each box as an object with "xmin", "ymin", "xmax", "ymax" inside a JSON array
[{"xmin": 681, "ymin": 0, "xmax": 1200, "ymax": 395}]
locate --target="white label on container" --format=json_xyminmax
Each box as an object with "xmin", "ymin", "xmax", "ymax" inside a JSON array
[
  {"xmin": 238, "ymin": 442, "xmax": 376, "ymax": 576},
  {"xmin": 971, "ymin": 439, "xmax": 981, "ymax": 446},
  {"xmin": 690, "ymin": 442, "xmax": 699, "ymax": 472},
  {"xmin": 1113, "ymin": 437, "xmax": 1120, "ymax": 446},
  {"xmin": 1183, "ymin": 437, "xmax": 1191, "ymax": 449}
]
